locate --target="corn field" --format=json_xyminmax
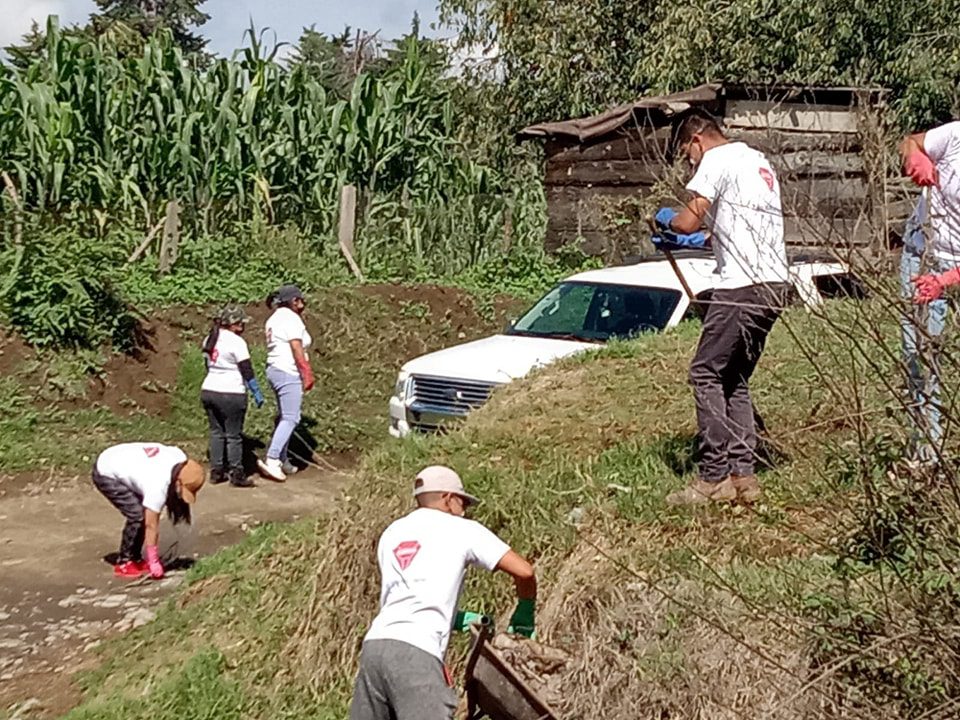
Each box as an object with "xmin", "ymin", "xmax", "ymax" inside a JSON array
[{"xmin": 0, "ymin": 17, "xmax": 544, "ymax": 269}]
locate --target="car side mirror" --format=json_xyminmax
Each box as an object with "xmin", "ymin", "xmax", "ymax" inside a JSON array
[{"xmin": 504, "ymin": 317, "xmax": 516, "ymax": 332}]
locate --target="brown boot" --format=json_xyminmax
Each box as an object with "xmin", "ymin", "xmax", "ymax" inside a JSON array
[
  {"xmin": 730, "ymin": 474, "xmax": 761, "ymax": 504},
  {"xmin": 666, "ymin": 478, "xmax": 737, "ymax": 506}
]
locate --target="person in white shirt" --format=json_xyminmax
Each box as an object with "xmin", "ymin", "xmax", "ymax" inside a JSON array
[
  {"xmin": 655, "ymin": 110, "xmax": 791, "ymax": 506},
  {"xmin": 257, "ymin": 285, "xmax": 315, "ymax": 482},
  {"xmin": 200, "ymin": 304, "xmax": 264, "ymax": 488},
  {"xmin": 350, "ymin": 465, "xmax": 537, "ymax": 720},
  {"xmin": 91, "ymin": 442, "xmax": 205, "ymax": 579},
  {"xmin": 899, "ymin": 121, "xmax": 960, "ymax": 461}
]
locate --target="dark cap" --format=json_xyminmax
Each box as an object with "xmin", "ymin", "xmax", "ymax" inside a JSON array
[{"xmin": 276, "ymin": 285, "xmax": 304, "ymax": 304}]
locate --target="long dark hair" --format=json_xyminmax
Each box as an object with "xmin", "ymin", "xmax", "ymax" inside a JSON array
[
  {"xmin": 202, "ymin": 318, "xmax": 222, "ymax": 359},
  {"xmin": 166, "ymin": 467, "xmax": 192, "ymax": 526}
]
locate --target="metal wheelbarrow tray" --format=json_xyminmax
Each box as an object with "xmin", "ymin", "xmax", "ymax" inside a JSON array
[{"xmin": 464, "ymin": 624, "xmax": 562, "ymax": 720}]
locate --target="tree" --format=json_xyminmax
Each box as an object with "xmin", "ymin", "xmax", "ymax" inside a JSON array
[
  {"xmin": 90, "ymin": 0, "xmax": 210, "ymax": 54},
  {"xmin": 290, "ymin": 26, "xmax": 387, "ymax": 99},
  {"xmin": 4, "ymin": 21, "xmax": 47, "ymax": 68},
  {"xmin": 440, "ymin": 0, "xmax": 960, "ymax": 130}
]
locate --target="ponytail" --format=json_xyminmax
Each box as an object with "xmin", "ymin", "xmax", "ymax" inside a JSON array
[
  {"xmin": 166, "ymin": 468, "xmax": 191, "ymax": 526},
  {"xmin": 202, "ymin": 319, "xmax": 221, "ymax": 358},
  {"xmin": 265, "ymin": 291, "xmax": 280, "ymax": 310}
]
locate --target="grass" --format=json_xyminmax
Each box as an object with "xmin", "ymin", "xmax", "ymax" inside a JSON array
[
  {"xmin": 60, "ymin": 291, "xmax": 944, "ymax": 720},
  {"xmin": 66, "ymin": 650, "xmax": 242, "ymax": 720}
]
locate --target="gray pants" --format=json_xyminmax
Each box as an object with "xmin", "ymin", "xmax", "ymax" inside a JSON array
[
  {"xmin": 350, "ymin": 640, "xmax": 457, "ymax": 720},
  {"xmin": 689, "ymin": 283, "xmax": 789, "ymax": 482},
  {"xmin": 266, "ymin": 366, "xmax": 302, "ymax": 462},
  {"xmin": 92, "ymin": 467, "xmax": 145, "ymax": 562},
  {"xmin": 201, "ymin": 390, "xmax": 247, "ymax": 471}
]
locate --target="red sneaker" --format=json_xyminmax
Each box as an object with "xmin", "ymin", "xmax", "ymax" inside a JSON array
[{"xmin": 114, "ymin": 560, "xmax": 145, "ymax": 578}]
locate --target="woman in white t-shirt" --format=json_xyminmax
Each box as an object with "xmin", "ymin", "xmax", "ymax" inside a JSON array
[
  {"xmin": 201, "ymin": 304, "xmax": 264, "ymax": 487},
  {"xmin": 257, "ymin": 284, "xmax": 314, "ymax": 482},
  {"xmin": 91, "ymin": 442, "xmax": 205, "ymax": 579}
]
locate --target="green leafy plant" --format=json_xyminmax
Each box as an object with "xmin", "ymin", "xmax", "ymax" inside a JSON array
[{"xmin": 0, "ymin": 225, "xmax": 139, "ymax": 349}]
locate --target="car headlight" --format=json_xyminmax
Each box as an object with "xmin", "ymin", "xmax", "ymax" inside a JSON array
[{"xmin": 394, "ymin": 372, "xmax": 410, "ymax": 400}]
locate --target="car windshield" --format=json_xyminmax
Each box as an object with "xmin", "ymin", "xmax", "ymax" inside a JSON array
[{"xmin": 507, "ymin": 282, "xmax": 682, "ymax": 343}]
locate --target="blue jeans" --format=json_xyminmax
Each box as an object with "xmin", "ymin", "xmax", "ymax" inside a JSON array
[
  {"xmin": 900, "ymin": 248, "xmax": 950, "ymax": 456},
  {"xmin": 266, "ymin": 366, "xmax": 303, "ymax": 461}
]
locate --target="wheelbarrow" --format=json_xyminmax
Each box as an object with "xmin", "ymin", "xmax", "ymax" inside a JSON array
[{"xmin": 464, "ymin": 621, "xmax": 562, "ymax": 720}]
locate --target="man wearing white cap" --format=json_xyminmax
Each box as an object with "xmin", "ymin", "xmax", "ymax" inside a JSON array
[{"xmin": 350, "ymin": 465, "xmax": 537, "ymax": 720}]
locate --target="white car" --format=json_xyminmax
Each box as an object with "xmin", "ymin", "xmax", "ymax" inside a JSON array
[{"xmin": 388, "ymin": 251, "xmax": 861, "ymax": 437}]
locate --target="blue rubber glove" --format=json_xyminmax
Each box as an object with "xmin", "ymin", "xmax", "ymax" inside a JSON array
[
  {"xmin": 507, "ymin": 599, "xmax": 536, "ymax": 638},
  {"xmin": 655, "ymin": 207, "xmax": 678, "ymax": 231},
  {"xmin": 246, "ymin": 378, "xmax": 265, "ymax": 408}
]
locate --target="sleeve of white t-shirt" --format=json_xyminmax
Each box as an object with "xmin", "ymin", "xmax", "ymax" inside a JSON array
[
  {"xmin": 140, "ymin": 475, "xmax": 168, "ymax": 513},
  {"xmin": 463, "ymin": 520, "xmax": 511, "ymax": 571},
  {"xmin": 685, "ymin": 152, "xmax": 726, "ymax": 202},
  {"xmin": 272, "ymin": 310, "xmax": 306, "ymax": 344},
  {"xmin": 924, "ymin": 122, "xmax": 960, "ymax": 163},
  {"xmin": 229, "ymin": 333, "xmax": 250, "ymax": 364}
]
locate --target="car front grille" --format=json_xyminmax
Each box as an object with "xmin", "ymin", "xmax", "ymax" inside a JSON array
[{"xmin": 408, "ymin": 375, "xmax": 499, "ymax": 426}]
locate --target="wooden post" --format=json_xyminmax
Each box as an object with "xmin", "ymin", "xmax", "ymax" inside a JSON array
[
  {"xmin": 502, "ymin": 203, "xmax": 514, "ymax": 253},
  {"xmin": 158, "ymin": 199, "xmax": 181, "ymax": 274},
  {"xmin": 1, "ymin": 172, "xmax": 24, "ymax": 297},
  {"xmin": 1, "ymin": 171, "xmax": 22, "ymax": 248},
  {"xmin": 338, "ymin": 184, "xmax": 364, "ymax": 281}
]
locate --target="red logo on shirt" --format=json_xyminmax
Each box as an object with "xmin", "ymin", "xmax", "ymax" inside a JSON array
[
  {"xmin": 759, "ymin": 167, "xmax": 775, "ymax": 191},
  {"xmin": 143, "ymin": 446, "xmax": 159, "ymax": 458},
  {"xmin": 209, "ymin": 348, "xmax": 219, "ymax": 362},
  {"xmin": 393, "ymin": 541, "xmax": 421, "ymax": 570}
]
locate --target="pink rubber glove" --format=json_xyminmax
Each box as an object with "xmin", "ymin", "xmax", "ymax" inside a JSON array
[
  {"xmin": 914, "ymin": 267, "xmax": 960, "ymax": 304},
  {"xmin": 145, "ymin": 545, "xmax": 165, "ymax": 579},
  {"xmin": 904, "ymin": 151, "xmax": 939, "ymax": 187},
  {"xmin": 296, "ymin": 356, "xmax": 315, "ymax": 392}
]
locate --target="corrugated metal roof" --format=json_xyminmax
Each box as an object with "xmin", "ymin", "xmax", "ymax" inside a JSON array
[
  {"xmin": 517, "ymin": 82, "xmax": 887, "ymax": 142},
  {"xmin": 518, "ymin": 83, "xmax": 721, "ymax": 142}
]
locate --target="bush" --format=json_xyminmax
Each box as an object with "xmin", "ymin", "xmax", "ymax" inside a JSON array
[{"xmin": 0, "ymin": 226, "xmax": 139, "ymax": 350}]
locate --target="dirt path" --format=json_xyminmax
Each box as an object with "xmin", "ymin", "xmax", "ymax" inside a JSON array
[{"xmin": 0, "ymin": 468, "xmax": 345, "ymax": 718}]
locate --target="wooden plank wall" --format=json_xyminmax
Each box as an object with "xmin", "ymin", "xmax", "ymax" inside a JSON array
[{"xmin": 543, "ymin": 99, "xmax": 879, "ymax": 256}]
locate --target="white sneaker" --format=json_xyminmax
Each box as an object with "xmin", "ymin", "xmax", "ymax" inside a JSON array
[
  {"xmin": 257, "ymin": 457, "xmax": 287, "ymax": 482},
  {"xmin": 281, "ymin": 460, "xmax": 298, "ymax": 476}
]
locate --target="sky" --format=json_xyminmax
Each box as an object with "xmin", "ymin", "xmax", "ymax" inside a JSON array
[{"xmin": 1, "ymin": 0, "xmax": 445, "ymax": 55}]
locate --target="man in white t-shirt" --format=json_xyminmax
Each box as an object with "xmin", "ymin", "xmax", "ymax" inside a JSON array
[
  {"xmin": 655, "ymin": 111, "xmax": 791, "ymax": 506},
  {"xmin": 350, "ymin": 466, "xmax": 537, "ymax": 720},
  {"xmin": 899, "ymin": 122, "xmax": 960, "ymax": 460}
]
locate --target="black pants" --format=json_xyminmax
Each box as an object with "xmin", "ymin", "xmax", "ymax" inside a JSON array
[
  {"xmin": 201, "ymin": 390, "xmax": 247, "ymax": 471},
  {"xmin": 92, "ymin": 468, "xmax": 145, "ymax": 562},
  {"xmin": 689, "ymin": 283, "xmax": 790, "ymax": 482}
]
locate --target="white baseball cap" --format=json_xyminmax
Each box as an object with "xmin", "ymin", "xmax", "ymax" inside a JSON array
[{"xmin": 414, "ymin": 465, "xmax": 480, "ymax": 506}]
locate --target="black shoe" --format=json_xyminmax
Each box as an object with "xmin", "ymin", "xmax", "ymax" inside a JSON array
[
  {"xmin": 228, "ymin": 467, "xmax": 254, "ymax": 487},
  {"xmin": 210, "ymin": 467, "xmax": 227, "ymax": 484}
]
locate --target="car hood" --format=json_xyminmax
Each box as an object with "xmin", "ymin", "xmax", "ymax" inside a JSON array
[{"xmin": 400, "ymin": 334, "xmax": 595, "ymax": 384}]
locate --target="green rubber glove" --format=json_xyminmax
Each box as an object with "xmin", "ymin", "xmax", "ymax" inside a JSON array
[
  {"xmin": 507, "ymin": 599, "xmax": 536, "ymax": 638},
  {"xmin": 453, "ymin": 610, "xmax": 490, "ymax": 632}
]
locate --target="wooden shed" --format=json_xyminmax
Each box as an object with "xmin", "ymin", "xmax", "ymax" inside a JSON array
[{"xmin": 517, "ymin": 83, "xmax": 889, "ymax": 258}]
